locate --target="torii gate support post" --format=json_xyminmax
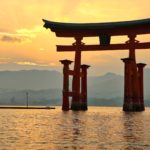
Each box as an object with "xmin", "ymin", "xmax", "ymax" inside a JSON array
[
  {"xmin": 60, "ymin": 59, "xmax": 73, "ymax": 111},
  {"xmin": 71, "ymin": 37, "xmax": 83, "ymax": 110},
  {"xmin": 128, "ymin": 35, "xmax": 141, "ymax": 111},
  {"xmin": 121, "ymin": 58, "xmax": 133, "ymax": 111},
  {"xmin": 80, "ymin": 64, "xmax": 90, "ymax": 110},
  {"xmin": 122, "ymin": 35, "xmax": 146, "ymax": 111},
  {"xmin": 137, "ymin": 63, "xmax": 146, "ymax": 111}
]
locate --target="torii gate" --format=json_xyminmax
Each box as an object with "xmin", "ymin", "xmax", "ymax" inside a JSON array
[{"xmin": 43, "ymin": 18, "xmax": 150, "ymax": 111}]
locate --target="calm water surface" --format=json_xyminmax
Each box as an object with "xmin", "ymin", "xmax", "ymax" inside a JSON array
[{"xmin": 0, "ymin": 107, "xmax": 150, "ymax": 150}]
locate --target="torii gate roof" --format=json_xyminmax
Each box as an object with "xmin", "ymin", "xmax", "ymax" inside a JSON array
[{"xmin": 43, "ymin": 18, "xmax": 150, "ymax": 37}]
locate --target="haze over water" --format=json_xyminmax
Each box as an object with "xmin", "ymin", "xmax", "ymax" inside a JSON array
[{"xmin": 0, "ymin": 107, "xmax": 150, "ymax": 150}]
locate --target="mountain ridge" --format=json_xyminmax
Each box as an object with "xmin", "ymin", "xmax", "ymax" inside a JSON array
[{"xmin": 0, "ymin": 69, "xmax": 149, "ymax": 106}]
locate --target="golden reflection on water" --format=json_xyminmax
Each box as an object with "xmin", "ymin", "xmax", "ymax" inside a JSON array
[
  {"xmin": 122, "ymin": 112, "xmax": 149, "ymax": 150},
  {"xmin": 0, "ymin": 107, "xmax": 150, "ymax": 150}
]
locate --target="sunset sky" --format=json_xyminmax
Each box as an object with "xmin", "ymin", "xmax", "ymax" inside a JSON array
[{"xmin": 0, "ymin": 0, "xmax": 150, "ymax": 75}]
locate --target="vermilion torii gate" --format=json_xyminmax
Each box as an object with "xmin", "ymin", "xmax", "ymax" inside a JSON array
[{"xmin": 43, "ymin": 18, "xmax": 150, "ymax": 111}]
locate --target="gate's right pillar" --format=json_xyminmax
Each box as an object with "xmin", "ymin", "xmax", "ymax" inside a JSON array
[
  {"xmin": 80, "ymin": 64, "xmax": 90, "ymax": 110},
  {"xmin": 122, "ymin": 35, "xmax": 144, "ymax": 111},
  {"xmin": 137, "ymin": 63, "xmax": 146, "ymax": 111}
]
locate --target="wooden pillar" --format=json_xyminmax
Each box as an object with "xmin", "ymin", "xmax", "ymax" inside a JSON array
[
  {"xmin": 131, "ymin": 62, "xmax": 141, "ymax": 111},
  {"xmin": 128, "ymin": 35, "xmax": 136, "ymax": 60},
  {"xmin": 71, "ymin": 37, "xmax": 83, "ymax": 110},
  {"xmin": 80, "ymin": 64, "xmax": 90, "ymax": 110},
  {"xmin": 60, "ymin": 59, "xmax": 73, "ymax": 111},
  {"xmin": 137, "ymin": 63, "xmax": 146, "ymax": 111},
  {"xmin": 127, "ymin": 35, "xmax": 141, "ymax": 111},
  {"xmin": 121, "ymin": 58, "xmax": 133, "ymax": 111}
]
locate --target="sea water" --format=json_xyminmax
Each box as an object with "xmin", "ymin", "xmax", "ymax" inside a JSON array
[{"xmin": 0, "ymin": 107, "xmax": 150, "ymax": 150}]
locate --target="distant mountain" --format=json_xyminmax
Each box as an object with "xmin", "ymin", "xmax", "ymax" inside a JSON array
[
  {"xmin": 0, "ymin": 70, "xmax": 62, "ymax": 90},
  {"xmin": 88, "ymin": 72, "xmax": 123, "ymax": 99},
  {"xmin": 144, "ymin": 69, "xmax": 150, "ymax": 99},
  {"xmin": 0, "ymin": 69, "xmax": 149, "ymax": 106},
  {"xmin": 0, "ymin": 89, "xmax": 61, "ymax": 106}
]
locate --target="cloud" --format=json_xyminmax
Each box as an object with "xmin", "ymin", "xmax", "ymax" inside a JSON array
[
  {"xmin": 16, "ymin": 61, "xmax": 38, "ymax": 66},
  {"xmin": 39, "ymin": 48, "xmax": 45, "ymax": 51},
  {"xmin": 0, "ymin": 32, "xmax": 30, "ymax": 43},
  {"xmin": 16, "ymin": 26, "xmax": 43, "ymax": 38},
  {"xmin": 0, "ymin": 57, "xmax": 11, "ymax": 64},
  {"xmin": 1, "ymin": 35, "xmax": 22, "ymax": 43},
  {"xmin": 0, "ymin": 28, "xmax": 10, "ymax": 32},
  {"xmin": 49, "ymin": 62, "xmax": 57, "ymax": 67},
  {"xmin": 15, "ymin": 61, "xmax": 49, "ymax": 67},
  {"xmin": 14, "ymin": 60, "xmax": 59, "ymax": 68},
  {"xmin": 0, "ymin": 26, "xmax": 42, "ymax": 43}
]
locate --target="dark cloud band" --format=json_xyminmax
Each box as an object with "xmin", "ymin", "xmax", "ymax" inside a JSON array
[{"xmin": 1, "ymin": 35, "xmax": 22, "ymax": 43}]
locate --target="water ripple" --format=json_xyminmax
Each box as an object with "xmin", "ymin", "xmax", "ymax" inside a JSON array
[{"xmin": 0, "ymin": 107, "xmax": 150, "ymax": 150}]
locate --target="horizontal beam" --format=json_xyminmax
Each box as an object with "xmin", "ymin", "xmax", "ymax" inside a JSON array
[
  {"xmin": 68, "ymin": 92, "xmax": 74, "ymax": 97},
  {"xmin": 68, "ymin": 70, "xmax": 74, "ymax": 75},
  {"xmin": 68, "ymin": 70, "xmax": 83, "ymax": 77},
  {"xmin": 57, "ymin": 42, "xmax": 150, "ymax": 52},
  {"xmin": 68, "ymin": 92, "xmax": 84, "ymax": 97}
]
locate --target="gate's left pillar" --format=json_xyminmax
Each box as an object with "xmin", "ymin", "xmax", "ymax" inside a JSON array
[
  {"xmin": 80, "ymin": 64, "xmax": 90, "ymax": 110},
  {"xmin": 60, "ymin": 59, "xmax": 73, "ymax": 111},
  {"xmin": 121, "ymin": 58, "xmax": 133, "ymax": 111}
]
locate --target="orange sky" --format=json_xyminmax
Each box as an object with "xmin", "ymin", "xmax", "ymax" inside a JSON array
[{"xmin": 0, "ymin": 0, "xmax": 150, "ymax": 75}]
